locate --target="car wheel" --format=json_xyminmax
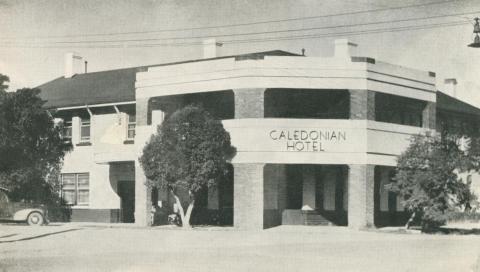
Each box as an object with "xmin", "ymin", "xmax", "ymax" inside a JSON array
[{"xmin": 27, "ymin": 212, "xmax": 44, "ymax": 226}]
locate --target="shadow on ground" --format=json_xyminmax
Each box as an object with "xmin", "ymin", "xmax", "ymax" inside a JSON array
[{"xmin": 0, "ymin": 228, "xmax": 81, "ymax": 244}]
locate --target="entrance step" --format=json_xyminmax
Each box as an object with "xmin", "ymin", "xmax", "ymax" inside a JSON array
[
  {"xmin": 303, "ymin": 212, "xmax": 333, "ymax": 226},
  {"xmin": 281, "ymin": 210, "xmax": 336, "ymax": 226}
]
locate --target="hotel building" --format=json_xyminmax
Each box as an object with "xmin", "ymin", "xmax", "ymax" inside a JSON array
[{"xmin": 38, "ymin": 39, "xmax": 480, "ymax": 229}]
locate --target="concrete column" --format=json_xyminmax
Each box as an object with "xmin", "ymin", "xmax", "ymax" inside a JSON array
[
  {"xmin": 302, "ymin": 166, "xmax": 316, "ymax": 210},
  {"xmin": 233, "ymin": 163, "xmax": 265, "ymax": 230},
  {"xmin": 134, "ymin": 161, "xmax": 151, "ymax": 226},
  {"xmin": 422, "ymin": 102, "xmax": 436, "ymax": 130},
  {"xmin": 348, "ymin": 164, "xmax": 375, "ymax": 229},
  {"xmin": 349, "ymin": 90, "xmax": 375, "ymax": 120},
  {"xmin": 72, "ymin": 116, "xmax": 81, "ymax": 145},
  {"xmin": 233, "ymin": 88, "xmax": 265, "ymax": 118},
  {"xmin": 134, "ymin": 97, "xmax": 152, "ymax": 226}
]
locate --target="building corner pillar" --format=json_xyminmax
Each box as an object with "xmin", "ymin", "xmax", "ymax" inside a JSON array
[
  {"xmin": 233, "ymin": 88, "xmax": 265, "ymax": 118},
  {"xmin": 349, "ymin": 89, "xmax": 375, "ymax": 120},
  {"xmin": 348, "ymin": 164, "xmax": 375, "ymax": 229},
  {"xmin": 422, "ymin": 102, "xmax": 436, "ymax": 130},
  {"xmin": 233, "ymin": 163, "xmax": 265, "ymax": 230}
]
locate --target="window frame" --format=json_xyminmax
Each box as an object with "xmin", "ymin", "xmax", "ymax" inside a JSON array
[
  {"xmin": 61, "ymin": 173, "xmax": 90, "ymax": 206},
  {"xmin": 80, "ymin": 118, "xmax": 91, "ymax": 142},
  {"xmin": 126, "ymin": 113, "xmax": 136, "ymax": 140},
  {"xmin": 63, "ymin": 120, "xmax": 73, "ymax": 142}
]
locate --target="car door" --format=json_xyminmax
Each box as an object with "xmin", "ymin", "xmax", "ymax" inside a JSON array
[{"xmin": 0, "ymin": 191, "xmax": 13, "ymax": 219}]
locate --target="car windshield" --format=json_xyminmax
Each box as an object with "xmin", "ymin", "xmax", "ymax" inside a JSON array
[{"xmin": 0, "ymin": 190, "xmax": 8, "ymax": 204}]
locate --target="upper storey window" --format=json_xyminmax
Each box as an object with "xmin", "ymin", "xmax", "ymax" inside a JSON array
[
  {"xmin": 80, "ymin": 118, "xmax": 91, "ymax": 142},
  {"xmin": 375, "ymin": 93, "xmax": 425, "ymax": 127},
  {"xmin": 127, "ymin": 113, "xmax": 136, "ymax": 140},
  {"xmin": 264, "ymin": 89, "xmax": 350, "ymax": 119},
  {"xmin": 62, "ymin": 118, "xmax": 72, "ymax": 142}
]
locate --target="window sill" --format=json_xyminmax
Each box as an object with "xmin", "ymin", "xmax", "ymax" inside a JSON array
[
  {"xmin": 69, "ymin": 205, "xmax": 90, "ymax": 209},
  {"xmin": 76, "ymin": 142, "xmax": 92, "ymax": 146},
  {"xmin": 123, "ymin": 140, "xmax": 134, "ymax": 145}
]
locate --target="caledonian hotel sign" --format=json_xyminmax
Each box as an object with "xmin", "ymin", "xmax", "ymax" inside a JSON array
[{"xmin": 269, "ymin": 129, "xmax": 347, "ymax": 152}]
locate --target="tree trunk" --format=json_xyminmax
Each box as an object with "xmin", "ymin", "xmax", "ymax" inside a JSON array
[
  {"xmin": 170, "ymin": 190, "xmax": 195, "ymax": 229},
  {"xmin": 183, "ymin": 200, "xmax": 195, "ymax": 229},
  {"xmin": 405, "ymin": 212, "xmax": 416, "ymax": 229}
]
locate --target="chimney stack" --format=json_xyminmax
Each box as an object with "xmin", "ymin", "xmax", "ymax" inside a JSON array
[
  {"xmin": 64, "ymin": 52, "xmax": 84, "ymax": 78},
  {"xmin": 203, "ymin": 38, "xmax": 222, "ymax": 59},
  {"xmin": 444, "ymin": 78, "xmax": 458, "ymax": 97},
  {"xmin": 334, "ymin": 39, "xmax": 358, "ymax": 59}
]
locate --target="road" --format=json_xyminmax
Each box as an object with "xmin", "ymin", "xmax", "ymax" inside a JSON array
[{"xmin": 1, "ymin": 224, "xmax": 480, "ymax": 272}]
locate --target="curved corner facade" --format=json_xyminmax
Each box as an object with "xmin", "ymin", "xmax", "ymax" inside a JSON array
[{"xmin": 133, "ymin": 53, "xmax": 437, "ymax": 229}]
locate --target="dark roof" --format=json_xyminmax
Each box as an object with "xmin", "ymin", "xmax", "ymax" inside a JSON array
[
  {"xmin": 38, "ymin": 67, "xmax": 141, "ymax": 109},
  {"xmin": 436, "ymin": 91, "xmax": 480, "ymax": 117},
  {"xmin": 38, "ymin": 50, "xmax": 300, "ymax": 109}
]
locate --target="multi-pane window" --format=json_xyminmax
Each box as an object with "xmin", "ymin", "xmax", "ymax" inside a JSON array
[
  {"xmin": 63, "ymin": 120, "xmax": 72, "ymax": 142},
  {"xmin": 80, "ymin": 118, "xmax": 91, "ymax": 142},
  {"xmin": 127, "ymin": 114, "xmax": 136, "ymax": 140},
  {"xmin": 61, "ymin": 173, "xmax": 89, "ymax": 205}
]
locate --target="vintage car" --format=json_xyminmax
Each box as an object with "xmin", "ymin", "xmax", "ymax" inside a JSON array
[{"xmin": 0, "ymin": 187, "xmax": 48, "ymax": 226}]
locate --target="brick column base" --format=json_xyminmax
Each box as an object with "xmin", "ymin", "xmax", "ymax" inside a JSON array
[
  {"xmin": 233, "ymin": 163, "xmax": 265, "ymax": 230},
  {"xmin": 348, "ymin": 164, "xmax": 375, "ymax": 229}
]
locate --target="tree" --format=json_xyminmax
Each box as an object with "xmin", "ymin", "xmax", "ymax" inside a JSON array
[
  {"xmin": 0, "ymin": 74, "xmax": 9, "ymax": 92},
  {"xmin": 386, "ymin": 134, "xmax": 477, "ymax": 232},
  {"xmin": 140, "ymin": 105, "xmax": 236, "ymax": 228},
  {"xmin": 0, "ymin": 78, "xmax": 71, "ymax": 205}
]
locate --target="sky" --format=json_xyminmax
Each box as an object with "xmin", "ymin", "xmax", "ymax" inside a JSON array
[{"xmin": 1, "ymin": 0, "xmax": 480, "ymax": 106}]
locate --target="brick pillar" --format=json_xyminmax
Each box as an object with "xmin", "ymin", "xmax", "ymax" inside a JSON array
[
  {"xmin": 422, "ymin": 102, "xmax": 436, "ymax": 130},
  {"xmin": 136, "ymin": 97, "xmax": 150, "ymax": 126},
  {"xmin": 233, "ymin": 88, "xmax": 265, "ymax": 118},
  {"xmin": 134, "ymin": 97, "xmax": 151, "ymax": 226},
  {"xmin": 233, "ymin": 163, "xmax": 265, "ymax": 230},
  {"xmin": 349, "ymin": 90, "xmax": 375, "ymax": 120},
  {"xmin": 348, "ymin": 164, "xmax": 375, "ymax": 229}
]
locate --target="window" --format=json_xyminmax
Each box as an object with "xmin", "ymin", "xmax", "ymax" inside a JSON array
[
  {"xmin": 63, "ymin": 120, "xmax": 72, "ymax": 142},
  {"xmin": 80, "ymin": 118, "xmax": 91, "ymax": 142},
  {"xmin": 127, "ymin": 114, "xmax": 136, "ymax": 140},
  {"xmin": 375, "ymin": 93, "xmax": 425, "ymax": 127},
  {"xmin": 61, "ymin": 173, "xmax": 89, "ymax": 205}
]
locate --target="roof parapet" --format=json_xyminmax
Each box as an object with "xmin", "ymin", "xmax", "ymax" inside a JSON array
[{"xmin": 334, "ymin": 39, "xmax": 358, "ymax": 59}]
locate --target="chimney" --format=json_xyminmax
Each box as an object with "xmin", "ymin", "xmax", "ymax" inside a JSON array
[
  {"xmin": 64, "ymin": 52, "xmax": 84, "ymax": 78},
  {"xmin": 334, "ymin": 39, "xmax": 358, "ymax": 59},
  {"xmin": 444, "ymin": 78, "xmax": 458, "ymax": 97},
  {"xmin": 203, "ymin": 38, "xmax": 222, "ymax": 59}
]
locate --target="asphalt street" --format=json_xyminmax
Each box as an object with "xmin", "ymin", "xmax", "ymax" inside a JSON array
[{"xmin": 1, "ymin": 224, "xmax": 480, "ymax": 272}]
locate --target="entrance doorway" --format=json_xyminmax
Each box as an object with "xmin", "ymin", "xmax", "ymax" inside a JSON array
[
  {"xmin": 281, "ymin": 164, "xmax": 348, "ymax": 226},
  {"xmin": 118, "ymin": 180, "xmax": 135, "ymax": 223}
]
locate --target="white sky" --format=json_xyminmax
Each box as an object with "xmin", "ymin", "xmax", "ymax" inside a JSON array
[{"xmin": 1, "ymin": 0, "xmax": 480, "ymax": 106}]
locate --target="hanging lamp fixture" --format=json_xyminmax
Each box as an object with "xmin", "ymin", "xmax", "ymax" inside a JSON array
[{"xmin": 468, "ymin": 17, "xmax": 480, "ymax": 48}]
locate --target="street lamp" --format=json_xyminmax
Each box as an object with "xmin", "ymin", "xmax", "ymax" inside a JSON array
[{"xmin": 468, "ymin": 17, "xmax": 480, "ymax": 48}]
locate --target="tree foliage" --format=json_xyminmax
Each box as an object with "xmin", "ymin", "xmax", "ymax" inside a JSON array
[
  {"xmin": 140, "ymin": 105, "xmax": 236, "ymax": 227},
  {"xmin": 0, "ymin": 78, "xmax": 71, "ymax": 204},
  {"xmin": 386, "ymin": 134, "xmax": 478, "ymax": 231}
]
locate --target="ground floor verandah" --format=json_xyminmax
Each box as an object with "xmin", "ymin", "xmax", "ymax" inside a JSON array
[
  {"xmin": 232, "ymin": 163, "xmax": 408, "ymax": 230},
  {"xmin": 66, "ymin": 162, "xmax": 409, "ymax": 229}
]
